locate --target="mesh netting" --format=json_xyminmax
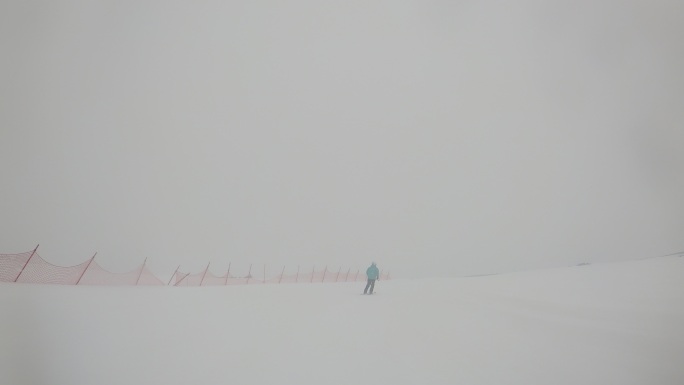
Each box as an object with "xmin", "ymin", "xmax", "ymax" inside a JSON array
[
  {"xmin": 137, "ymin": 266, "xmax": 166, "ymax": 286},
  {"xmin": 16, "ymin": 253, "xmax": 91, "ymax": 285},
  {"xmin": 173, "ymin": 271, "xmax": 254, "ymax": 286},
  {"xmin": 171, "ymin": 266, "xmax": 385, "ymax": 286},
  {"xmin": 78, "ymin": 261, "xmax": 140, "ymax": 285},
  {"xmin": 0, "ymin": 251, "xmax": 33, "ymax": 282},
  {"xmin": 197, "ymin": 271, "xmax": 228, "ymax": 286},
  {"xmin": 77, "ymin": 262, "xmax": 164, "ymax": 286}
]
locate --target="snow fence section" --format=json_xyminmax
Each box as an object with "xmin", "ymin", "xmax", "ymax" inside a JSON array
[
  {"xmin": 172, "ymin": 264, "xmax": 381, "ymax": 286},
  {"xmin": 0, "ymin": 247, "xmax": 389, "ymax": 286}
]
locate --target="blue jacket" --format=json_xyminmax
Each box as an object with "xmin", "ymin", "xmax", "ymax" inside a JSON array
[{"xmin": 366, "ymin": 264, "xmax": 379, "ymax": 280}]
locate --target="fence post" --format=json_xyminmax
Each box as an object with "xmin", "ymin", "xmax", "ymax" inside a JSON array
[
  {"xmin": 354, "ymin": 269, "xmax": 359, "ymax": 281},
  {"xmin": 345, "ymin": 268, "xmax": 350, "ymax": 282},
  {"xmin": 247, "ymin": 264, "xmax": 252, "ymax": 284},
  {"xmin": 310, "ymin": 265, "xmax": 315, "ymax": 283},
  {"xmin": 168, "ymin": 265, "xmax": 180, "ymax": 286},
  {"xmin": 321, "ymin": 266, "xmax": 327, "ymax": 283},
  {"xmin": 295, "ymin": 265, "xmax": 300, "ymax": 283},
  {"xmin": 335, "ymin": 267, "xmax": 341, "ymax": 282},
  {"xmin": 76, "ymin": 253, "xmax": 96, "ymax": 285},
  {"xmin": 278, "ymin": 265, "xmax": 285, "ymax": 284},
  {"xmin": 14, "ymin": 244, "xmax": 39, "ymax": 282},
  {"xmin": 135, "ymin": 258, "xmax": 147, "ymax": 286},
  {"xmin": 224, "ymin": 263, "xmax": 231, "ymax": 286},
  {"xmin": 200, "ymin": 262, "xmax": 210, "ymax": 286}
]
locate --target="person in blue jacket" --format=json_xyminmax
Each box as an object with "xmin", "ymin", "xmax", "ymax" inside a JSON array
[{"xmin": 364, "ymin": 262, "xmax": 379, "ymax": 294}]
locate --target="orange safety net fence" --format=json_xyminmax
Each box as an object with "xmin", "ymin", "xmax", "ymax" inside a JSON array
[{"xmin": 1, "ymin": 247, "xmax": 390, "ymax": 286}]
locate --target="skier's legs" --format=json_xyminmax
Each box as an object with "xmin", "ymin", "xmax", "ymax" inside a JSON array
[
  {"xmin": 364, "ymin": 279, "xmax": 372, "ymax": 294},
  {"xmin": 369, "ymin": 279, "xmax": 375, "ymax": 294}
]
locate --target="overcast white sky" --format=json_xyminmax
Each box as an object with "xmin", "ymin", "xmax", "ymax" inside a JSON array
[{"xmin": 1, "ymin": 1, "xmax": 683, "ymax": 278}]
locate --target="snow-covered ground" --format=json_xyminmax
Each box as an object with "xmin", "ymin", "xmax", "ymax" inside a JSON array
[{"xmin": 1, "ymin": 256, "xmax": 683, "ymax": 385}]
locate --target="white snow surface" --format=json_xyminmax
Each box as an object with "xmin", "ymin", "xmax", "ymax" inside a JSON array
[{"xmin": 1, "ymin": 257, "xmax": 683, "ymax": 385}]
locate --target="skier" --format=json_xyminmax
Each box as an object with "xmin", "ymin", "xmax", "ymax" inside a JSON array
[{"xmin": 363, "ymin": 262, "xmax": 379, "ymax": 294}]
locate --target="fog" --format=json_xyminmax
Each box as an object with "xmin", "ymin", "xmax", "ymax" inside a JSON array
[{"xmin": 1, "ymin": 1, "xmax": 683, "ymax": 278}]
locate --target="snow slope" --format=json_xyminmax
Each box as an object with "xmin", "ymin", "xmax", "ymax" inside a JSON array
[{"xmin": 1, "ymin": 257, "xmax": 683, "ymax": 385}]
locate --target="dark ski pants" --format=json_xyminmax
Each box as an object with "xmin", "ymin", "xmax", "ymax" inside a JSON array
[{"xmin": 364, "ymin": 279, "xmax": 376, "ymax": 294}]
